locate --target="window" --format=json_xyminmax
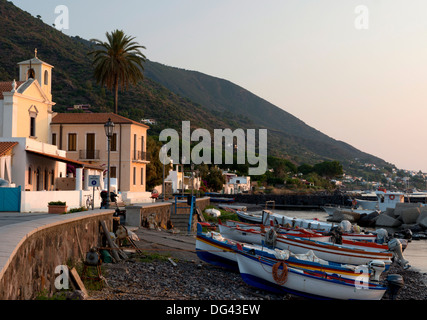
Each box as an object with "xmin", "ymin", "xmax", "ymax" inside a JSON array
[
  {"xmin": 28, "ymin": 106, "xmax": 38, "ymax": 138},
  {"xmin": 30, "ymin": 116, "xmax": 36, "ymax": 137},
  {"xmin": 52, "ymin": 133, "xmax": 57, "ymax": 146},
  {"xmin": 44, "ymin": 70, "xmax": 49, "ymax": 85},
  {"xmin": 133, "ymin": 167, "xmax": 136, "ymax": 185},
  {"xmin": 111, "ymin": 133, "xmax": 117, "ymax": 152},
  {"xmin": 28, "ymin": 167, "xmax": 32, "ymax": 185},
  {"xmin": 68, "ymin": 133, "xmax": 77, "ymax": 151},
  {"xmin": 110, "ymin": 166, "xmax": 117, "ymax": 179},
  {"xmin": 27, "ymin": 68, "xmax": 35, "ymax": 79},
  {"xmin": 44, "ymin": 170, "xmax": 48, "ymax": 190},
  {"xmin": 133, "ymin": 134, "xmax": 137, "ymax": 159},
  {"xmin": 141, "ymin": 168, "xmax": 144, "ymax": 185}
]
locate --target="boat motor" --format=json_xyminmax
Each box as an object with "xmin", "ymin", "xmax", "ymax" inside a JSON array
[
  {"xmin": 375, "ymin": 228, "xmax": 389, "ymax": 244},
  {"xmin": 328, "ymin": 226, "xmax": 343, "ymax": 245},
  {"xmin": 264, "ymin": 228, "xmax": 277, "ymax": 248},
  {"xmin": 368, "ymin": 260, "xmax": 386, "ymax": 282},
  {"xmin": 388, "ymin": 238, "xmax": 410, "ymax": 268},
  {"xmin": 386, "ymin": 274, "xmax": 404, "ymax": 300}
]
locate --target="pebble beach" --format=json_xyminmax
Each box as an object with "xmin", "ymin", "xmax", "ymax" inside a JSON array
[{"xmin": 88, "ymin": 227, "xmax": 427, "ymax": 301}]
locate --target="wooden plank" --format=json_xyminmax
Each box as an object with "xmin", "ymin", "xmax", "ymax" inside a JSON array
[
  {"xmin": 196, "ymin": 208, "xmax": 205, "ymax": 222},
  {"xmin": 70, "ymin": 267, "xmax": 88, "ymax": 298},
  {"xmin": 100, "ymin": 220, "xmax": 121, "ymax": 262}
]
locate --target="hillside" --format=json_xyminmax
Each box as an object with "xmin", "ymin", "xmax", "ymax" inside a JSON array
[
  {"xmin": 144, "ymin": 61, "xmax": 389, "ymax": 167},
  {"xmin": 0, "ymin": 0, "xmax": 391, "ymax": 174}
]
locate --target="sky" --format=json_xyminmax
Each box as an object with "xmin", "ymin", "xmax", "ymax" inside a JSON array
[{"xmin": 11, "ymin": 0, "xmax": 427, "ymax": 172}]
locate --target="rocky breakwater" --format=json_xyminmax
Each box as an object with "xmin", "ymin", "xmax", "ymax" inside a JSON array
[{"xmin": 328, "ymin": 203, "xmax": 427, "ymax": 239}]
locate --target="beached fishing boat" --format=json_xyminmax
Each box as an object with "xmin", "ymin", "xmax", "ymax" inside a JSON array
[
  {"xmin": 236, "ymin": 210, "xmax": 263, "ymax": 223},
  {"xmin": 271, "ymin": 233, "xmax": 395, "ymax": 267},
  {"xmin": 218, "ymin": 221, "xmax": 332, "ymax": 244},
  {"xmin": 217, "ymin": 221, "xmax": 410, "ymax": 268},
  {"xmin": 225, "ymin": 219, "xmax": 378, "ymax": 243},
  {"xmin": 235, "ymin": 248, "xmax": 388, "ymax": 300},
  {"xmin": 196, "ymin": 224, "xmax": 385, "ymax": 283}
]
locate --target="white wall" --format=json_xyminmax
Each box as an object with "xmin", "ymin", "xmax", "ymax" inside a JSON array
[
  {"xmin": 21, "ymin": 189, "xmax": 102, "ymax": 213},
  {"xmin": 121, "ymin": 191, "xmax": 153, "ymax": 205}
]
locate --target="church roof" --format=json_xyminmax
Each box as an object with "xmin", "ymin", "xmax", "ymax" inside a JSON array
[
  {"xmin": 17, "ymin": 57, "xmax": 54, "ymax": 68},
  {"xmin": 0, "ymin": 81, "xmax": 26, "ymax": 100},
  {"xmin": 51, "ymin": 113, "xmax": 150, "ymax": 128}
]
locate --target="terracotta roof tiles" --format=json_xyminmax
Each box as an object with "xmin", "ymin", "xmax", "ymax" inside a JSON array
[
  {"xmin": 51, "ymin": 113, "xmax": 149, "ymax": 128},
  {"xmin": 0, "ymin": 81, "xmax": 25, "ymax": 100},
  {"xmin": 0, "ymin": 142, "xmax": 18, "ymax": 157}
]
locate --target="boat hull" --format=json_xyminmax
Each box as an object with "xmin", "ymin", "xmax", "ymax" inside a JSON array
[
  {"xmin": 196, "ymin": 226, "xmax": 374, "ymax": 283},
  {"xmin": 274, "ymin": 235, "xmax": 392, "ymax": 268},
  {"xmin": 236, "ymin": 251, "xmax": 387, "ymax": 300}
]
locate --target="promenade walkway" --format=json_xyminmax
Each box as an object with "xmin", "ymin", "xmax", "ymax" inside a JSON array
[{"xmin": 0, "ymin": 210, "xmax": 114, "ymax": 282}]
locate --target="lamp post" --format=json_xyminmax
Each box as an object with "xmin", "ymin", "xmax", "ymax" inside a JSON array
[
  {"xmin": 104, "ymin": 118, "xmax": 115, "ymax": 209},
  {"xmin": 160, "ymin": 145, "xmax": 167, "ymax": 202},
  {"xmin": 181, "ymin": 156, "xmax": 186, "ymax": 198}
]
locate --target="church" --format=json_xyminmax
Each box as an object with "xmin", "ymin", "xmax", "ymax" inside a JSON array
[{"xmin": 0, "ymin": 51, "xmax": 103, "ymax": 212}]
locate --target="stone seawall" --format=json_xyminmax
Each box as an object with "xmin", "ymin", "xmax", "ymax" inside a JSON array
[
  {"xmin": 0, "ymin": 210, "xmax": 114, "ymax": 300},
  {"xmin": 126, "ymin": 197, "xmax": 211, "ymax": 231}
]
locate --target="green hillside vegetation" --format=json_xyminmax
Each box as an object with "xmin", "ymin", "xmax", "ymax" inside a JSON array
[{"xmin": 0, "ymin": 0, "xmax": 394, "ymax": 182}]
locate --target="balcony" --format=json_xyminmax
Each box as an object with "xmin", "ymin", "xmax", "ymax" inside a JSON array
[
  {"xmin": 133, "ymin": 151, "xmax": 149, "ymax": 162},
  {"xmin": 79, "ymin": 150, "xmax": 100, "ymax": 160}
]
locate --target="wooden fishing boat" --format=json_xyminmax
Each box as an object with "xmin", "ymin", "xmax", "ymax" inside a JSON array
[
  {"xmin": 225, "ymin": 219, "xmax": 378, "ymax": 243},
  {"xmin": 195, "ymin": 224, "xmax": 384, "ymax": 283},
  {"xmin": 272, "ymin": 233, "xmax": 393, "ymax": 267},
  {"xmin": 218, "ymin": 221, "xmax": 332, "ymax": 244},
  {"xmin": 235, "ymin": 248, "xmax": 388, "ymax": 300},
  {"xmin": 236, "ymin": 210, "xmax": 263, "ymax": 223},
  {"xmin": 218, "ymin": 221, "xmax": 398, "ymax": 268}
]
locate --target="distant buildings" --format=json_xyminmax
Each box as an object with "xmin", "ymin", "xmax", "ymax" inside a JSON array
[{"xmin": 222, "ymin": 171, "xmax": 251, "ymax": 194}]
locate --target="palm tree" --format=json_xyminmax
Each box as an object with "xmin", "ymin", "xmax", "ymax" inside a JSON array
[{"xmin": 88, "ymin": 29, "xmax": 146, "ymax": 114}]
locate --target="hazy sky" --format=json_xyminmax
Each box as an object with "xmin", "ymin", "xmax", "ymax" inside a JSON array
[{"xmin": 11, "ymin": 0, "xmax": 427, "ymax": 172}]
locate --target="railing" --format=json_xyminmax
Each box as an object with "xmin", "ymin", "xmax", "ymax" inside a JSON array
[
  {"xmin": 79, "ymin": 150, "xmax": 100, "ymax": 160},
  {"xmin": 133, "ymin": 151, "xmax": 149, "ymax": 161}
]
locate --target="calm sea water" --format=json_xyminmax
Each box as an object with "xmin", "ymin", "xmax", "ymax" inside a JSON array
[{"xmin": 273, "ymin": 209, "xmax": 427, "ymax": 274}]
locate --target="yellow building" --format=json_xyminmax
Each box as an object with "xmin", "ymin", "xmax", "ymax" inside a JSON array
[
  {"xmin": 50, "ymin": 113, "xmax": 151, "ymax": 204},
  {"xmin": 0, "ymin": 52, "xmax": 103, "ymax": 212}
]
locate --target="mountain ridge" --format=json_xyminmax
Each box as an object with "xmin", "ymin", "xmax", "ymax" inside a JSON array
[{"xmin": 144, "ymin": 60, "xmax": 388, "ymax": 167}]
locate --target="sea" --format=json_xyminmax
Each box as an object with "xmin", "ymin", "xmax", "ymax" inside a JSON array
[{"xmin": 272, "ymin": 209, "xmax": 427, "ymax": 274}]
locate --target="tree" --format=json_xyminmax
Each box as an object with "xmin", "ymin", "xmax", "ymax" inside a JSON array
[
  {"xmin": 313, "ymin": 161, "xmax": 343, "ymax": 178},
  {"xmin": 146, "ymin": 136, "xmax": 171, "ymax": 190},
  {"xmin": 88, "ymin": 29, "xmax": 146, "ymax": 114},
  {"xmin": 199, "ymin": 165, "xmax": 225, "ymax": 192},
  {"xmin": 298, "ymin": 163, "xmax": 314, "ymax": 175}
]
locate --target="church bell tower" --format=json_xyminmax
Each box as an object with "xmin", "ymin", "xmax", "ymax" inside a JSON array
[{"xmin": 17, "ymin": 49, "xmax": 54, "ymax": 101}]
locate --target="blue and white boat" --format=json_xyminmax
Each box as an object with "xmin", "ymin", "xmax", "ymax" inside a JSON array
[
  {"xmin": 195, "ymin": 224, "xmax": 386, "ymax": 283},
  {"xmin": 235, "ymin": 248, "xmax": 388, "ymax": 300}
]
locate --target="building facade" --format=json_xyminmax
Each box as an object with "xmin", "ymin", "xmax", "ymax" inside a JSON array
[
  {"xmin": 50, "ymin": 113, "xmax": 151, "ymax": 204},
  {"xmin": 0, "ymin": 52, "xmax": 103, "ymax": 212}
]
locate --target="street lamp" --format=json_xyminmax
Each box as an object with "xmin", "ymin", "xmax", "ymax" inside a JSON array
[
  {"xmin": 181, "ymin": 156, "xmax": 186, "ymax": 197},
  {"xmin": 104, "ymin": 118, "xmax": 115, "ymax": 209},
  {"xmin": 160, "ymin": 145, "xmax": 167, "ymax": 202}
]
